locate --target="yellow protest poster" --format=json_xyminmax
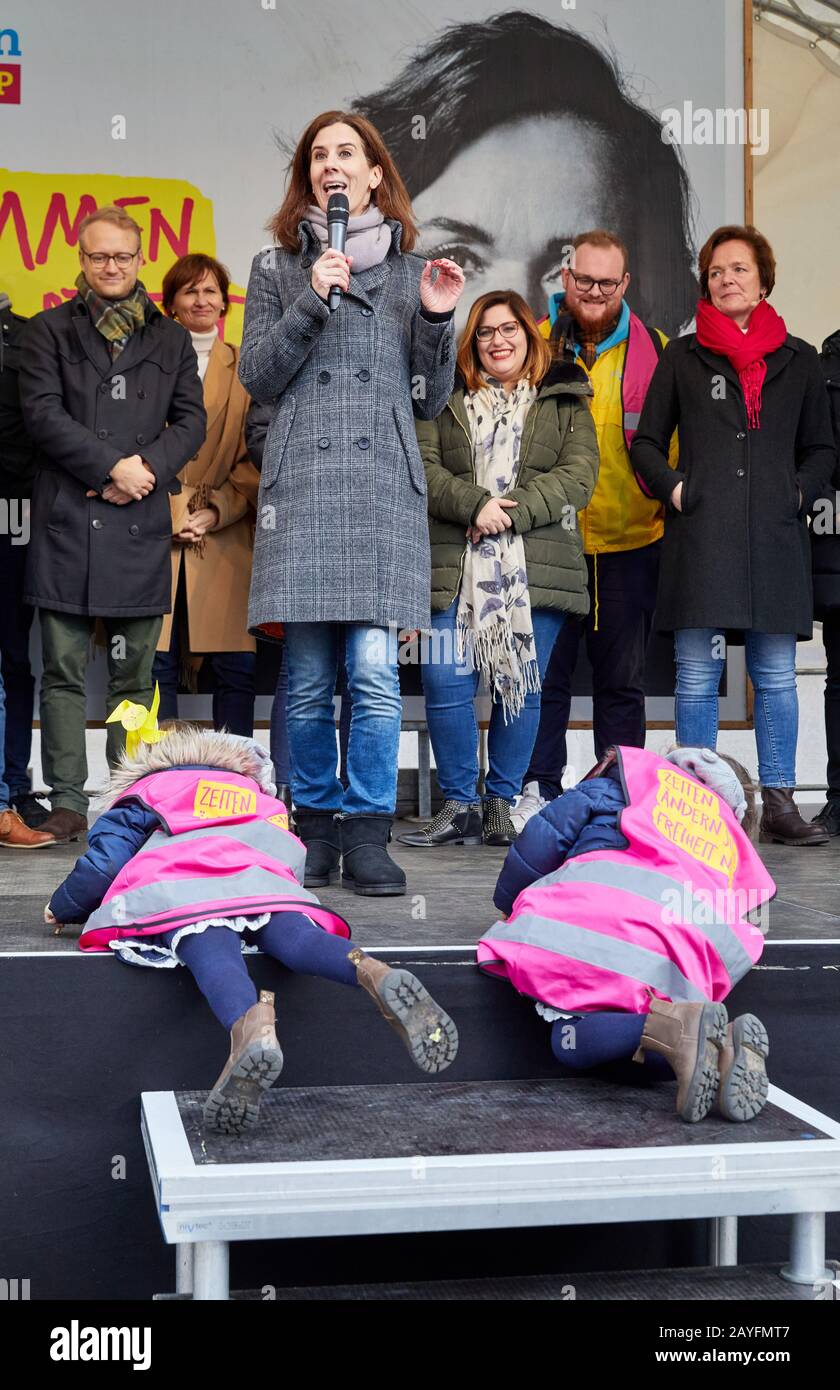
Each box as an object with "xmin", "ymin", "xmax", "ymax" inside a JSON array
[{"xmin": 0, "ymin": 170, "xmax": 245, "ymax": 342}]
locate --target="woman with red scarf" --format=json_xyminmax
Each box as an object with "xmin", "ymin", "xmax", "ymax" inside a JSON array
[{"xmin": 631, "ymin": 225, "xmax": 836, "ymax": 846}]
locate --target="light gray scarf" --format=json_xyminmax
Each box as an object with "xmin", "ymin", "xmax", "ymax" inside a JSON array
[
  {"xmin": 305, "ymin": 203, "xmax": 391, "ymax": 272},
  {"xmin": 458, "ymin": 378, "xmax": 540, "ymax": 724}
]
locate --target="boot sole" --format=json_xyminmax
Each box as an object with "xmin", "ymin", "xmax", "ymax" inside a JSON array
[
  {"xmin": 304, "ymin": 868, "xmax": 340, "ymax": 888},
  {"xmin": 203, "ymin": 1039, "xmax": 285, "ymax": 1136},
  {"xmin": 371, "ymin": 969, "xmax": 459, "ymax": 1073},
  {"xmin": 396, "ymin": 836, "xmax": 484, "ymax": 849},
  {"xmin": 718, "ymin": 1014, "xmax": 770, "ymax": 1122},
  {"xmin": 679, "ymin": 1001, "xmax": 728, "ymax": 1124},
  {"xmin": 758, "ymin": 830, "xmax": 829, "ymax": 846},
  {"xmin": 341, "ymin": 875, "xmax": 406, "ymax": 896}
]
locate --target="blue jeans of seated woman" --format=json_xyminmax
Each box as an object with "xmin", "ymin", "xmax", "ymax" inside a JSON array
[
  {"xmin": 674, "ymin": 628, "xmax": 798, "ymax": 787},
  {"xmin": 421, "ymin": 599, "xmax": 567, "ymax": 803},
  {"xmin": 283, "ymin": 622, "xmax": 401, "ymax": 816}
]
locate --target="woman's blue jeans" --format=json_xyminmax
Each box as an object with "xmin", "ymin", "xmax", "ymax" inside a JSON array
[
  {"xmin": 283, "ymin": 622, "xmax": 401, "ymax": 816},
  {"xmin": 421, "ymin": 600, "xmax": 567, "ymax": 803},
  {"xmin": 674, "ymin": 628, "xmax": 798, "ymax": 787}
]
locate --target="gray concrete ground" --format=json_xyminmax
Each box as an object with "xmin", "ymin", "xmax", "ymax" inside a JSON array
[{"xmin": 2, "ymin": 807, "xmax": 839, "ymax": 952}]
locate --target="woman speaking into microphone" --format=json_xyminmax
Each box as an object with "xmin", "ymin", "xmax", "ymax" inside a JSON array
[{"xmin": 239, "ymin": 111, "xmax": 464, "ymax": 896}]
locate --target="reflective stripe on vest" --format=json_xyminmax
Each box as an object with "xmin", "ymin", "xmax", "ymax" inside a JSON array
[
  {"xmin": 483, "ymin": 912, "xmax": 708, "ymax": 1004},
  {"xmin": 134, "ymin": 819, "xmax": 305, "ymax": 878},
  {"xmin": 533, "ymin": 858, "xmax": 755, "ymax": 987},
  {"xmin": 84, "ymin": 866, "xmax": 321, "ymax": 932}
]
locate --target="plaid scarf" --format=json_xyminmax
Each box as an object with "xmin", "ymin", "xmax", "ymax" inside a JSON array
[
  {"xmin": 75, "ymin": 273, "xmax": 149, "ymax": 357},
  {"xmin": 552, "ymin": 307, "xmax": 621, "ymax": 369}
]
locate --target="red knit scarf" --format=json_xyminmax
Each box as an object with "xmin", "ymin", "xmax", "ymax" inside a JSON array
[{"xmin": 695, "ymin": 298, "xmax": 787, "ymax": 429}]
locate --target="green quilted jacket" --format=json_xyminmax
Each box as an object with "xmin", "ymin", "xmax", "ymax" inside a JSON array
[{"xmin": 416, "ymin": 360, "xmax": 599, "ymax": 613}]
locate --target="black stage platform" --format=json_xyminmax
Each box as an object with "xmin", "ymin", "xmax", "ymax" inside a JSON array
[
  {"xmin": 5, "ymin": 809, "xmax": 840, "ymax": 949},
  {"xmin": 3, "ymin": 806, "xmax": 840, "ymax": 1300},
  {"xmin": 2, "ymin": 942, "xmax": 839, "ymax": 1300}
]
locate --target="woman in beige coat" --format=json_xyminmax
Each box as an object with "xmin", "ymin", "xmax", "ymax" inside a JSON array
[{"xmin": 153, "ymin": 254, "xmax": 260, "ymax": 734}]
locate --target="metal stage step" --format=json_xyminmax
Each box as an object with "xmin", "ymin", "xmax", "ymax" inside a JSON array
[
  {"xmin": 156, "ymin": 1260, "xmax": 840, "ymax": 1301},
  {"xmin": 142, "ymin": 1077, "xmax": 840, "ymax": 1300}
]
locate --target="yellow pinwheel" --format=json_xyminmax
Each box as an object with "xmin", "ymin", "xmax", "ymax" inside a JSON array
[{"xmin": 106, "ymin": 682, "xmax": 168, "ymax": 758}]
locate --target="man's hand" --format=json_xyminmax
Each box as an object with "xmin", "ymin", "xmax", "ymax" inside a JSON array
[
  {"xmin": 670, "ymin": 481, "xmax": 684, "ymax": 513},
  {"xmin": 109, "ymin": 455, "xmax": 155, "ymax": 501}
]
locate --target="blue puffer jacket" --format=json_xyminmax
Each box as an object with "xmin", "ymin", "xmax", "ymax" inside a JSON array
[
  {"xmin": 49, "ymin": 764, "xmax": 211, "ymax": 925},
  {"xmin": 494, "ymin": 768, "xmax": 628, "ymax": 918}
]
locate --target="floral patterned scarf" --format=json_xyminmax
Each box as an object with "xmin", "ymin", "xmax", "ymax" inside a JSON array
[{"xmin": 458, "ymin": 378, "xmax": 539, "ymax": 723}]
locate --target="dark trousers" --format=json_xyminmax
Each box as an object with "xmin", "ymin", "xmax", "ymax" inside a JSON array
[
  {"xmin": 526, "ymin": 541, "xmax": 661, "ymax": 798},
  {"xmin": 158, "ymin": 912, "xmax": 358, "ymax": 1030},
  {"xmin": 152, "ymin": 564, "xmax": 256, "ymax": 737},
  {"xmin": 822, "ymin": 612, "xmax": 840, "ymax": 801},
  {"xmin": 0, "ymin": 531, "xmax": 35, "ymax": 798},
  {"xmin": 39, "ymin": 608, "xmax": 162, "ymax": 814}
]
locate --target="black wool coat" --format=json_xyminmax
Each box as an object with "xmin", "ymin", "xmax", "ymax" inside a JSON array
[
  {"xmin": 630, "ymin": 331, "xmax": 835, "ymax": 639},
  {"xmin": 18, "ymin": 295, "xmax": 206, "ymax": 617},
  {"xmin": 810, "ymin": 329, "xmax": 840, "ymax": 618}
]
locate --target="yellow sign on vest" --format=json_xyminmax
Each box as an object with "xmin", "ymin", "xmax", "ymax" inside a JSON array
[
  {"xmin": 193, "ymin": 780, "xmax": 258, "ymax": 819},
  {"xmin": 266, "ymin": 812, "xmax": 290, "ymax": 830}
]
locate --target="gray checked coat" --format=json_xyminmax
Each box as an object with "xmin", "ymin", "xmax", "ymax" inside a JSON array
[{"xmin": 238, "ymin": 218, "xmax": 456, "ymax": 633}]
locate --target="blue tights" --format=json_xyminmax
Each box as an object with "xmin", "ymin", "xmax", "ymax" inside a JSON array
[
  {"xmin": 165, "ymin": 912, "xmax": 358, "ymax": 1030},
  {"xmin": 550, "ymin": 1012, "xmax": 672, "ymax": 1079}
]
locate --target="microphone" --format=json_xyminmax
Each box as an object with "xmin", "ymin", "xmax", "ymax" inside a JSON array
[{"xmin": 327, "ymin": 192, "xmax": 349, "ymax": 313}]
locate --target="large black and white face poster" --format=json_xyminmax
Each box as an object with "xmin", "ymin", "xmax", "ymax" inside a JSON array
[
  {"xmin": 6, "ymin": 0, "xmax": 748, "ymax": 721},
  {"xmin": 10, "ymin": 1, "xmax": 745, "ymax": 337}
]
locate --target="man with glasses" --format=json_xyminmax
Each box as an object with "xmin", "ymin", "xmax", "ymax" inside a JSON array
[
  {"xmin": 515, "ymin": 229, "xmax": 678, "ymax": 826},
  {"xmin": 18, "ymin": 206, "xmax": 205, "ymax": 842}
]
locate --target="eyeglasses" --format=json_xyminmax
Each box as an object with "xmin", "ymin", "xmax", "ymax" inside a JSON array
[
  {"xmin": 80, "ymin": 250, "xmax": 140, "ymax": 268},
  {"xmin": 476, "ymin": 320, "xmax": 522, "ymax": 342},
  {"xmin": 567, "ymin": 270, "xmax": 624, "ymax": 297}
]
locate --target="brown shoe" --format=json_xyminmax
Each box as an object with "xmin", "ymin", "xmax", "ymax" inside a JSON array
[
  {"xmin": 203, "ymin": 991, "xmax": 284, "ymax": 1136},
  {"xmin": 37, "ymin": 808, "xmax": 88, "ymax": 843},
  {"xmin": 716, "ymin": 1014, "xmax": 770, "ymax": 1122},
  {"xmin": 349, "ymin": 948, "xmax": 459, "ymax": 1073},
  {"xmin": 633, "ymin": 996, "xmax": 728, "ymax": 1122},
  {"xmin": 759, "ymin": 788, "xmax": 829, "ymax": 846},
  {"xmin": 0, "ymin": 809, "xmax": 56, "ymax": 849}
]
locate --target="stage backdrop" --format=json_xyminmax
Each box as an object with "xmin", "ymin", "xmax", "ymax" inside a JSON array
[{"xmin": 1, "ymin": 0, "xmax": 750, "ymax": 723}]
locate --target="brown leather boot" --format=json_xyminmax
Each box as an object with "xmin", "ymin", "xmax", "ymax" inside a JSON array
[
  {"xmin": 716, "ymin": 1014, "xmax": 770, "ymax": 1121},
  {"xmin": 759, "ymin": 788, "xmax": 829, "ymax": 846},
  {"xmin": 37, "ymin": 808, "xmax": 88, "ymax": 843},
  {"xmin": 349, "ymin": 948, "xmax": 459, "ymax": 1074},
  {"xmin": 633, "ymin": 996, "xmax": 728, "ymax": 1122},
  {"xmin": 0, "ymin": 809, "xmax": 56, "ymax": 849},
  {"xmin": 203, "ymin": 991, "xmax": 284, "ymax": 1135}
]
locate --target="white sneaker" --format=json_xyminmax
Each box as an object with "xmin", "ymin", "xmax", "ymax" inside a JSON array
[{"xmin": 510, "ymin": 780, "xmax": 547, "ymax": 833}]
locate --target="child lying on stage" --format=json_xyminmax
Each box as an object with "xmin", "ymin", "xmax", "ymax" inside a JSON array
[
  {"xmin": 46, "ymin": 722, "xmax": 458, "ymax": 1134},
  {"xmin": 479, "ymin": 745, "xmax": 773, "ymax": 1123}
]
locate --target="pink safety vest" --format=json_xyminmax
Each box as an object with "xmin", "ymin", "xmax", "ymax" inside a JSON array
[
  {"xmin": 79, "ymin": 768, "xmax": 350, "ymax": 951},
  {"xmin": 622, "ymin": 310, "xmax": 662, "ymax": 498},
  {"xmin": 477, "ymin": 746, "xmax": 774, "ymax": 1013}
]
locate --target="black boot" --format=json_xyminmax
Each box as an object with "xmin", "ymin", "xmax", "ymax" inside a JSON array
[
  {"xmin": 397, "ymin": 800, "xmax": 482, "ymax": 847},
  {"xmin": 812, "ymin": 799, "xmax": 840, "ymax": 837},
  {"xmin": 483, "ymin": 796, "xmax": 517, "ymax": 846},
  {"xmin": 276, "ymin": 784, "xmax": 294, "ymax": 831},
  {"xmin": 340, "ymin": 814, "xmax": 406, "ymax": 896},
  {"xmin": 294, "ymin": 809, "xmax": 341, "ymax": 888}
]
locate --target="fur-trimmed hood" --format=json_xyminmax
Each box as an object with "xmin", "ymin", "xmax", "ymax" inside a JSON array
[{"xmin": 96, "ymin": 727, "xmax": 275, "ymax": 813}]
